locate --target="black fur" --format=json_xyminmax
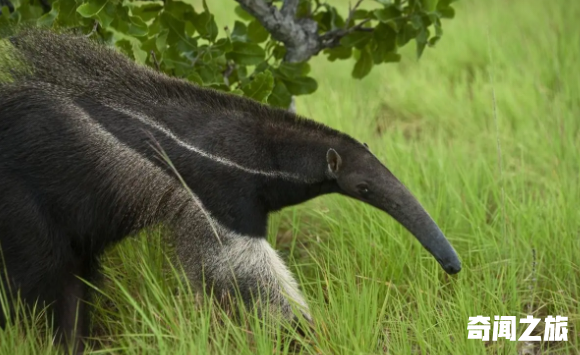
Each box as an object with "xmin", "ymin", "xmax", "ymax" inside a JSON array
[{"xmin": 0, "ymin": 28, "xmax": 460, "ymax": 353}]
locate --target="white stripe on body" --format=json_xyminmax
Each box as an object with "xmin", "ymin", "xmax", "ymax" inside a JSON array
[{"xmin": 104, "ymin": 104, "xmax": 316, "ymax": 183}]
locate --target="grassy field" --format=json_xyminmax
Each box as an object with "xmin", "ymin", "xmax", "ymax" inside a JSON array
[{"xmin": 1, "ymin": 0, "xmax": 579, "ymax": 354}]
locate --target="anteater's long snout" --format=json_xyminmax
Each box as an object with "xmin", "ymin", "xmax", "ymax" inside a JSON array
[
  {"xmin": 392, "ymin": 204, "xmax": 462, "ymax": 275},
  {"xmin": 414, "ymin": 219, "xmax": 462, "ymax": 275},
  {"xmin": 376, "ymin": 175, "xmax": 462, "ymax": 275}
]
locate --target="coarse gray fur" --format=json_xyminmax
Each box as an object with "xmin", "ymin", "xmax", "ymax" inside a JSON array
[{"xmin": 0, "ymin": 28, "xmax": 461, "ymax": 353}]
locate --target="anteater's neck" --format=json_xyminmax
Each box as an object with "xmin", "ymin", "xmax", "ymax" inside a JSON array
[
  {"xmin": 256, "ymin": 120, "xmax": 346, "ymax": 212},
  {"xmin": 143, "ymin": 96, "xmax": 352, "ymax": 237}
]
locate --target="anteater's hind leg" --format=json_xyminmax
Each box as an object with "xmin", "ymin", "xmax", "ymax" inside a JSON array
[
  {"xmin": 0, "ymin": 271, "xmax": 14, "ymax": 329},
  {"xmin": 177, "ymin": 232, "xmax": 311, "ymax": 328},
  {"xmin": 0, "ymin": 183, "xmax": 91, "ymax": 354},
  {"xmin": 0, "ymin": 224, "xmax": 91, "ymax": 354}
]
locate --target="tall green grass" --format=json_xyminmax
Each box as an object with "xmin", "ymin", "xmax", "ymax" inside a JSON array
[{"xmin": 1, "ymin": 0, "xmax": 578, "ymax": 353}]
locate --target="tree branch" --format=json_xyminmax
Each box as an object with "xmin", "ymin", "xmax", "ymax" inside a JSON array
[
  {"xmin": 234, "ymin": 0, "xmax": 373, "ymax": 63},
  {"xmin": 320, "ymin": 18, "xmax": 373, "ymax": 49},
  {"xmin": 345, "ymin": 0, "xmax": 364, "ymax": 28},
  {"xmin": 235, "ymin": 0, "xmax": 319, "ymax": 63},
  {"xmin": 280, "ymin": 0, "xmax": 299, "ymax": 18}
]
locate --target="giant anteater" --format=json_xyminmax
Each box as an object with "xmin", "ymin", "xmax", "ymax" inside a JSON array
[{"xmin": 0, "ymin": 29, "xmax": 461, "ymax": 352}]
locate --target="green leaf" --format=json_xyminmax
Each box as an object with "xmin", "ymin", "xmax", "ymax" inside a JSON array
[
  {"xmin": 277, "ymin": 62, "xmax": 310, "ymax": 78},
  {"xmin": 187, "ymin": 71, "xmax": 203, "ymax": 85},
  {"xmin": 224, "ymin": 64, "xmax": 246, "ymax": 85},
  {"xmin": 174, "ymin": 39, "xmax": 198, "ymax": 58},
  {"xmin": 203, "ymin": 0, "xmax": 218, "ymax": 43},
  {"xmin": 325, "ymin": 46, "xmax": 352, "ymax": 61},
  {"xmin": 437, "ymin": 5, "xmax": 455, "ymax": 19},
  {"xmin": 415, "ymin": 28, "xmax": 430, "ymax": 58},
  {"xmin": 164, "ymin": 0, "xmax": 196, "ymax": 21},
  {"xmin": 427, "ymin": 14, "xmax": 443, "ymax": 46},
  {"xmin": 352, "ymin": 9, "xmax": 370, "ymax": 20},
  {"xmin": 10, "ymin": 0, "xmax": 44, "ymax": 23},
  {"xmin": 372, "ymin": 22, "xmax": 397, "ymax": 63},
  {"xmin": 397, "ymin": 23, "xmax": 417, "ymax": 46},
  {"xmin": 132, "ymin": 41, "xmax": 148, "ymax": 63},
  {"xmin": 192, "ymin": 9, "xmax": 218, "ymax": 42},
  {"xmin": 115, "ymin": 39, "xmax": 132, "ymax": 58},
  {"xmin": 247, "ymin": 20, "xmax": 268, "ymax": 43},
  {"xmin": 231, "ymin": 21, "xmax": 248, "ymax": 42},
  {"xmin": 254, "ymin": 61, "xmax": 269, "ymax": 74},
  {"xmin": 410, "ymin": 14, "xmax": 423, "ymax": 30},
  {"xmin": 268, "ymin": 80, "xmax": 292, "ymax": 108},
  {"xmin": 115, "ymin": 38, "xmax": 146, "ymax": 64},
  {"xmin": 207, "ymin": 16, "xmax": 219, "ymax": 42},
  {"xmin": 160, "ymin": 12, "xmax": 197, "ymax": 51},
  {"xmin": 196, "ymin": 61, "xmax": 223, "ymax": 85},
  {"xmin": 226, "ymin": 42, "xmax": 265, "ymax": 66},
  {"xmin": 279, "ymin": 75, "xmax": 317, "ymax": 95},
  {"xmin": 241, "ymin": 70, "xmax": 274, "ymax": 103},
  {"xmin": 76, "ymin": 0, "xmax": 108, "ymax": 18},
  {"xmin": 54, "ymin": 0, "xmax": 81, "ymax": 26},
  {"xmin": 340, "ymin": 31, "xmax": 373, "ymax": 49},
  {"xmin": 161, "ymin": 46, "xmax": 189, "ymax": 73},
  {"xmin": 127, "ymin": 15, "xmax": 148, "ymax": 37},
  {"xmin": 212, "ymin": 38, "xmax": 233, "ymax": 53},
  {"xmin": 229, "ymin": 89, "xmax": 243, "ymax": 96},
  {"xmin": 435, "ymin": 0, "xmax": 456, "ymax": 18},
  {"xmin": 156, "ymin": 29, "xmax": 169, "ymax": 52},
  {"xmin": 129, "ymin": 1, "xmax": 164, "ymax": 22},
  {"xmin": 420, "ymin": 0, "xmax": 439, "ymax": 12},
  {"xmin": 373, "ymin": 6, "xmax": 401, "ymax": 22},
  {"xmin": 272, "ymin": 44, "xmax": 286, "ymax": 60},
  {"xmin": 384, "ymin": 52, "xmax": 401, "ymax": 62},
  {"xmin": 296, "ymin": 0, "xmax": 311, "ymax": 18},
  {"xmin": 37, "ymin": 0, "xmax": 59, "ymax": 27},
  {"xmin": 96, "ymin": 2, "xmax": 115, "ymax": 28},
  {"xmin": 202, "ymin": 50, "xmax": 212, "ymax": 62},
  {"xmin": 234, "ymin": 5, "xmax": 254, "ymax": 21},
  {"xmin": 352, "ymin": 47, "xmax": 373, "ymax": 79},
  {"xmin": 141, "ymin": 37, "xmax": 157, "ymax": 54},
  {"xmin": 0, "ymin": 6, "xmax": 11, "ymax": 24},
  {"xmin": 314, "ymin": 4, "xmax": 345, "ymax": 31}
]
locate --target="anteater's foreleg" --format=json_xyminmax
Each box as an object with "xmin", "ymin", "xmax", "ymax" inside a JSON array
[{"xmin": 176, "ymin": 229, "xmax": 311, "ymax": 328}]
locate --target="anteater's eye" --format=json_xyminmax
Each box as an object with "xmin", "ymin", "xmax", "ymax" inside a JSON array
[{"xmin": 357, "ymin": 183, "xmax": 369, "ymax": 195}]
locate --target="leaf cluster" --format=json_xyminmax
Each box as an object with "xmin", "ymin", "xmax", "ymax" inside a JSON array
[{"xmin": 0, "ymin": 0, "xmax": 457, "ymax": 107}]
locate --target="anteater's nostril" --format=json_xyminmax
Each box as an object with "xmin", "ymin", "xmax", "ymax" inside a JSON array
[{"xmin": 444, "ymin": 262, "xmax": 462, "ymax": 275}]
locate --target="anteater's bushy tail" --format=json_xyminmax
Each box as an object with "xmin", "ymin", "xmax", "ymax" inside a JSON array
[{"xmin": 0, "ymin": 28, "xmax": 171, "ymax": 102}]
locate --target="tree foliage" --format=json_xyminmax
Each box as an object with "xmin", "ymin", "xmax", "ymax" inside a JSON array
[{"xmin": 0, "ymin": 0, "xmax": 457, "ymax": 108}]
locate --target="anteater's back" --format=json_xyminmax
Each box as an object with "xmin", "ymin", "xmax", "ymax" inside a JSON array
[
  {"xmin": 0, "ymin": 29, "xmax": 208, "ymax": 106},
  {"xmin": 0, "ymin": 29, "xmax": 343, "ymax": 133}
]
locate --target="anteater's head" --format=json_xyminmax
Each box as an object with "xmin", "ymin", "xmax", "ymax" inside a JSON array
[{"xmin": 325, "ymin": 144, "xmax": 461, "ymax": 275}]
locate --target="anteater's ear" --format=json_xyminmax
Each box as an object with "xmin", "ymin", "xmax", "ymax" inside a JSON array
[{"xmin": 326, "ymin": 148, "xmax": 342, "ymax": 175}]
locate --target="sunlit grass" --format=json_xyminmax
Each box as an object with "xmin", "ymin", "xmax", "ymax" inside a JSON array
[{"xmin": 1, "ymin": 0, "xmax": 578, "ymax": 353}]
